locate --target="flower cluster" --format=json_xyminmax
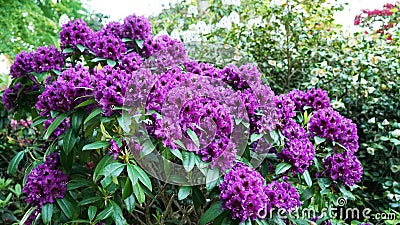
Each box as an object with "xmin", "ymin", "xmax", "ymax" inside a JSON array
[
  {"xmin": 9, "ymin": 51, "xmax": 34, "ymax": 78},
  {"xmin": 2, "ymin": 83, "xmax": 40, "ymax": 111},
  {"xmin": 36, "ymin": 64, "xmax": 93, "ymax": 117},
  {"xmin": 219, "ymin": 163, "xmax": 268, "ymax": 222},
  {"xmin": 59, "ymin": 18, "xmax": 93, "ymax": 49},
  {"xmin": 278, "ymin": 137, "xmax": 315, "ymax": 175},
  {"xmin": 118, "ymin": 52, "xmax": 143, "ymax": 73},
  {"xmin": 308, "ymin": 107, "xmax": 359, "ymax": 152},
  {"xmin": 286, "ymin": 88, "xmax": 330, "ymax": 112},
  {"xmin": 90, "ymin": 32, "xmax": 127, "ymax": 60},
  {"xmin": 264, "ymin": 180, "xmax": 301, "ymax": 213},
  {"xmin": 318, "ymin": 152, "xmax": 363, "ymax": 186},
  {"xmin": 31, "ymin": 45, "xmax": 64, "ymax": 73},
  {"xmin": 22, "ymin": 153, "xmax": 68, "ymax": 208},
  {"xmin": 121, "ymin": 14, "xmax": 152, "ymax": 41},
  {"xmin": 109, "ymin": 139, "xmax": 121, "ymax": 160},
  {"xmin": 93, "ymin": 66, "xmax": 133, "ymax": 116}
]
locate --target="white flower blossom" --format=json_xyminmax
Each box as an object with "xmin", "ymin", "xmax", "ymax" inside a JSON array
[
  {"xmin": 382, "ymin": 119, "xmax": 390, "ymax": 126},
  {"xmin": 229, "ymin": 11, "xmax": 240, "ymax": 25},
  {"xmin": 368, "ymin": 117, "xmax": 376, "ymax": 124},
  {"xmin": 170, "ymin": 29, "xmax": 181, "ymax": 40},
  {"xmin": 222, "ymin": 0, "xmax": 240, "ymax": 6},
  {"xmin": 391, "ymin": 165, "xmax": 400, "ymax": 173},
  {"xmin": 217, "ymin": 16, "xmax": 232, "ymax": 30},
  {"xmin": 367, "ymin": 147, "xmax": 375, "ymax": 155},
  {"xmin": 58, "ymin": 14, "xmax": 70, "ymax": 27},
  {"xmin": 392, "ymin": 129, "xmax": 400, "ymax": 138},
  {"xmin": 310, "ymin": 77, "xmax": 319, "ymax": 85},
  {"xmin": 187, "ymin": 5, "xmax": 198, "ymax": 16}
]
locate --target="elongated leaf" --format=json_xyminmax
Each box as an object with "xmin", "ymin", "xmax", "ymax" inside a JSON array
[
  {"xmin": 76, "ymin": 44, "xmax": 85, "ymax": 52},
  {"xmin": 78, "ymin": 197, "xmax": 103, "ymax": 206},
  {"xmin": 275, "ymin": 162, "xmax": 291, "ymax": 175},
  {"xmin": 107, "ymin": 59, "xmax": 116, "ymax": 67},
  {"xmin": 42, "ymin": 203, "xmax": 53, "ymax": 224},
  {"xmin": 186, "ymin": 128, "xmax": 200, "ymax": 148},
  {"xmin": 124, "ymin": 194, "xmax": 135, "ymax": 213},
  {"xmin": 133, "ymin": 182, "xmax": 145, "ymax": 204},
  {"xmin": 56, "ymin": 198, "xmax": 74, "ymax": 219},
  {"xmin": 182, "ymin": 151, "xmax": 195, "ymax": 172},
  {"xmin": 133, "ymin": 165, "xmax": 152, "ymax": 191},
  {"xmin": 84, "ymin": 108, "xmax": 102, "ymax": 125},
  {"xmin": 206, "ymin": 168, "xmax": 220, "ymax": 191},
  {"xmin": 110, "ymin": 200, "xmax": 128, "ymax": 225},
  {"xmin": 88, "ymin": 206, "xmax": 97, "ymax": 222},
  {"xmin": 75, "ymin": 98, "xmax": 96, "ymax": 109},
  {"xmin": 178, "ymin": 186, "xmax": 191, "ymax": 200},
  {"xmin": 303, "ymin": 170, "xmax": 312, "ymax": 187},
  {"xmin": 83, "ymin": 141, "xmax": 110, "ymax": 151},
  {"xmin": 122, "ymin": 178, "xmax": 133, "ymax": 200},
  {"xmin": 95, "ymin": 204, "xmax": 113, "ymax": 222},
  {"xmin": 170, "ymin": 149, "xmax": 183, "ymax": 160},
  {"xmin": 7, "ymin": 151, "xmax": 24, "ymax": 174},
  {"xmin": 91, "ymin": 57, "xmax": 106, "ymax": 63},
  {"xmin": 93, "ymin": 155, "xmax": 113, "ymax": 182},
  {"xmin": 126, "ymin": 164, "xmax": 138, "ymax": 187},
  {"xmin": 140, "ymin": 140, "xmax": 156, "ymax": 157},
  {"xmin": 192, "ymin": 186, "xmax": 206, "ymax": 209},
  {"xmin": 62, "ymin": 48, "xmax": 74, "ymax": 54},
  {"xmin": 199, "ymin": 201, "xmax": 224, "ymax": 225},
  {"xmin": 100, "ymin": 162, "xmax": 125, "ymax": 178},
  {"xmin": 44, "ymin": 112, "xmax": 70, "ymax": 139},
  {"xmin": 314, "ymin": 136, "xmax": 326, "ymax": 145},
  {"xmin": 20, "ymin": 206, "xmax": 38, "ymax": 225},
  {"xmin": 63, "ymin": 129, "xmax": 76, "ymax": 155},
  {"xmin": 31, "ymin": 117, "xmax": 47, "ymax": 127}
]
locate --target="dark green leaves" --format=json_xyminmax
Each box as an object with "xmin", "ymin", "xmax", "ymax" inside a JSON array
[
  {"xmin": 44, "ymin": 112, "xmax": 71, "ymax": 139},
  {"xmin": 41, "ymin": 203, "xmax": 53, "ymax": 224},
  {"xmin": 178, "ymin": 186, "xmax": 191, "ymax": 200},
  {"xmin": 63, "ymin": 128, "xmax": 76, "ymax": 155},
  {"xmin": 199, "ymin": 201, "xmax": 224, "ymax": 225},
  {"xmin": 275, "ymin": 162, "xmax": 291, "ymax": 175},
  {"xmin": 82, "ymin": 141, "xmax": 110, "ymax": 151},
  {"xmin": 302, "ymin": 170, "xmax": 312, "ymax": 187},
  {"xmin": 7, "ymin": 151, "xmax": 24, "ymax": 174}
]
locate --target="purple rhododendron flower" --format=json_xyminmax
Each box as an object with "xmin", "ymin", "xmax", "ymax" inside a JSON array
[
  {"xmin": 121, "ymin": 14, "xmax": 152, "ymax": 41},
  {"xmin": 220, "ymin": 163, "xmax": 269, "ymax": 222},
  {"xmin": 264, "ymin": 180, "xmax": 301, "ymax": 213},
  {"xmin": 109, "ymin": 139, "xmax": 121, "ymax": 160},
  {"xmin": 278, "ymin": 137, "xmax": 315, "ymax": 175},
  {"xmin": 309, "ymin": 107, "xmax": 359, "ymax": 152},
  {"xmin": 23, "ymin": 153, "xmax": 68, "ymax": 208},
  {"xmin": 319, "ymin": 152, "xmax": 363, "ymax": 186},
  {"xmin": 31, "ymin": 45, "xmax": 64, "ymax": 73},
  {"xmin": 119, "ymin": 52, "xmax": 143, "ymax": 73},
  {"xmin": 9, "ymin": 50, "xmax": 34, "ymax": 78},
  {"xmin": 90, "ymin": 32, "xmax": 127, "ymax": 60},
  {"xmin": 59, "ymin": 18, "xmax": 94, "ymax": 50}
]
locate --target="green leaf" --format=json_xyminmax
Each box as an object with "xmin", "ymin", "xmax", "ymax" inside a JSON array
[
  {"xmin": 192, "ymin": 186, "xmax": 206, "ymax": 209},
  {"xmin": 122, "ymin": 38, "xmax": 132, "ymax": 42},
  {"xmin": 133, "ymin": 182, "xmax": 145, "ymax": 204},
  {"xmin": 122, "ymin": 178, "xmax": 133, "ymax": 200},
  {"xmin": 206, "ymin": 168, "xmax": 220, "ymax": 191},
  {"xmin": 126, "ymin": 164, "xmax": 138, "ymax": 187},
  {"xmin": 95, "ymin": 204, "xmax": 113, "ymax": 222},
  {"xmin": 182, "ymin": 151, "xmax": 195, "ymax": 172},
  {"xmin": 44, "ymin": 111, "xmax": 71, "ymax": 139},
  {"xmin": 84, "ymin": 108, "xmax": 102, "ymax": 125},
  {"xmin": 78, "ymin": 197, "xmax": 103, "ymax": 206},
  {"xmin": 314, "ymin": 136, "xmax": 326, "ymax": 145},
  {"xmin": 62, "ymin": 48, "xmax": 74, "ymax": 54},
  {"xmin": 250, "ymin": 133, "xmax": 263, "ymax": 143},
  {"xmin": 82, "ymin": 141, "xmax": 110, "ymax": 151},
  {"xmin": 338, "ymin": 184, "xmax": 355, "ymax": 200},
  {"xmin": 56, "ymin": 198, "xmax": 74, "ymax": 219},
  {"xmin": 75, "ymin": 98, "xmax": 96, "ymax": 109},
  {"xmin": 94, "ymin": 155, "xmax": 113, "ymax": 182},
  {"xmin": 300, "ymin": 187, "xmax": 314, "ymax": 201},
  {"xmin": 107, "ymin": 59, "xmax": 117, "ymax": 67},
  {"xmin": 67, "ymin": 178, "xmax": 93, "ymax": 190},
  {"xmin": 41, "ymin": 203, "xmax": 53, "ymax": 224},
  {"xmin": 63, "ymin": 128, "xmax": 76, "ymax": 155},
  {"xmin": 76, "ymin": 44, "xmax": 85, "ymax": 52},
  {"xmin": 20, "ymin": 206, "xmax": 38, "ymax": 225},
  {"xmin": 7, "ymin": 151, "xmax": 24, "ymax": 175},
  {"xmin": 178, "ymin": 186, "xmax": 191, "ymax": 200},
  {"xmin": 140, "ymin": 140, "xmax": 156, "ymax": 157},
  {"xmin": 31, "ymin": 117, "xmax": 47, "ymax": 127},
  {"xmin": 88, "ymin": 206, "xmax": 97, "ymax": 222},
  {"xmin": 91, "ymin": 57, "xmax": 106, "ymax": 63},
  {"xmin": 133, "ymin": 165, "xmax": 152, "ymax": 191},
  {"xmin": 275, "ymin": 162, "xmax": 291, "ymax": 175},
  {"xmin": 100, "ymin": 162, "xmax": 125, "ymax": 178},
  {"xmin": 317, "ymin": 178, "xmax": 331, "ymax": 190},
  {"xmin": 110, "ymin": 200, "xmax": 128, "ymax": 225},
  {"xmin": 124, "ymin": 195, "xmax": 136, "ymax": 213},
  {"xmin": 199, "ymin": 201, "xmax": 224, "ymax": 225},
  {"xmin": 186, "ymin": 128, "xmax": 200, "ymax": 148},
  {"xmin": 302, "ymin": 170, "xmax": 312, "ymax": 187},
  {"xmin": 134, "ymin": 39, "xmax": 144, "ymax": 49},
  {"xmin": 174, "ymin": 139, "xmax": 186, "ymax": 150},
  {"xmin": 170, "ymin": 149, "xmax": 183, "ymax": 160}
]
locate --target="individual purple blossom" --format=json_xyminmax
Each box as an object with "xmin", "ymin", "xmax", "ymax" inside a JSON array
[
  {"xmin": 93, "ymin": 66, "xmax": 132, "ymax": 116},
  {"xmin": 109, "ymin": 139, "xmax": 121, "ymax": 160},
  {"xmin": 274, "ymin": 94, "xmax": 296, "ymax": 128},
  {"xmin": 286, "ymin": 89, "xmax": 307, "ymax": 111},
  {"xmin": 36, "ymin": 64, "xmax": 93, "ymax": 117},
  {"xmin": 308, "ymin": 108, "xmax": 359, "ymax": 152},
  {"xmin": 200, "ymin": 137, "xmax": 237, "ymax": 171},
  {"xmin": 22, "ymin": 153, "xmax": 68, "ymax": 208},
  {"xmin": 31, "ymin": 45, "xmax": 64, "ymax": 73},
  {"xmin": 121, "ymin": 14, "xmax": 152, "ymax": 41},
  {"xmin": 9, "ymin": 51, "xmax": 33, "ymax": 78},
  {"xmin": 220, "ymin": 163, "xmax": 269, "ymax": 222},
  {"xmin": 59, "ymin": 18, "xmax": 94, "ymax": 50},
  {"xmin": 319, "ymin": 152, "xmax": 363, "ymax": 186},
  {"xmin": 119, "ymin": 52, "xmax": 143, "ymax": 73},
  {"xmin": 183, "ymin": 60, "xmax": 220, "ymax": 78},
  {"xmin": 264, "ymin": 180, "xmax": 301, "ymax": 213},
  {"xmin": 305, "ymin": 88, "xmax": 331, "ymax": 110},
  {"xmin": 90, "ymin": 32, "xmax": 127, "ymax": 60},
  {"xmin": 281, "ymin": 119, "xmax": 307, "ymax": 140},
  {"xmin": 277, "ymin": 137, "xmax": 315, "ymax": 175},
  {"xmin": 44, "ymin": 117, "xmax": 70, "ymax": 139}
]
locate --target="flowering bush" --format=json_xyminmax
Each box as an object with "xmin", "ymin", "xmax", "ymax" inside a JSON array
[{"xmin": 0, "ymin": 8, "xmax": 375, "ymax": 225}]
